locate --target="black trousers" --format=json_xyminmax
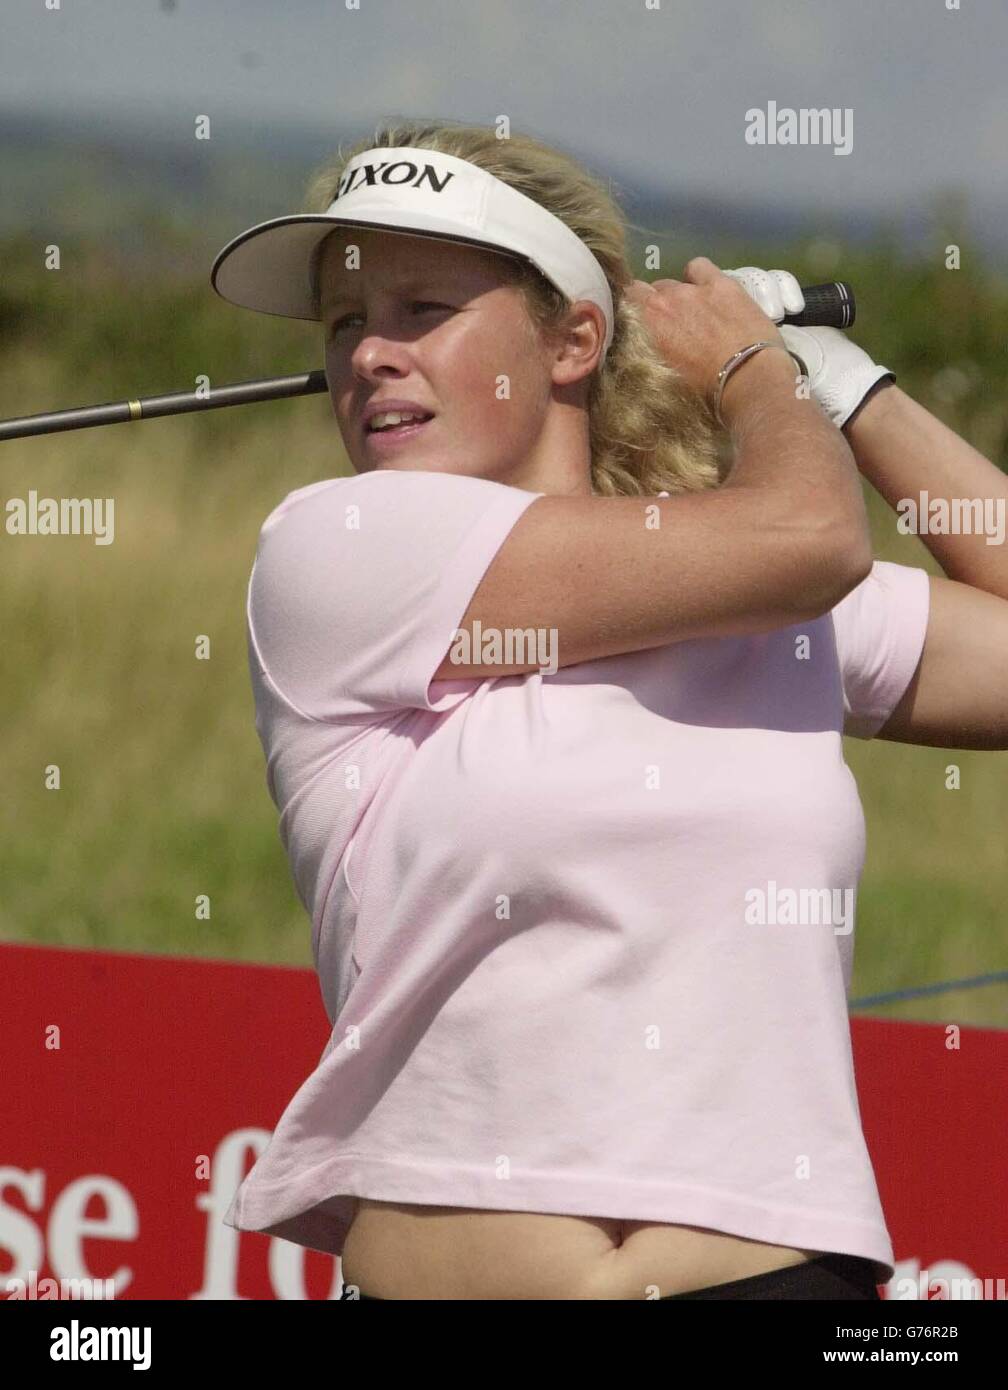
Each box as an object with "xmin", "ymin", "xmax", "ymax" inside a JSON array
[{"xmin": 338, "ymin": 1252, "xmax": 881, "ymax": 1301}]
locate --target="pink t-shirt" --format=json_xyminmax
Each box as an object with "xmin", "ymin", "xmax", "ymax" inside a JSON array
[{"xmin": 224, "ymin": 467, "xmax": 931, "ymax": 1284}]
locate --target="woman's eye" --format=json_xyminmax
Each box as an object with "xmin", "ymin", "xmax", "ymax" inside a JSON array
[
  {"xmin": 330, "ymin": 311, "xmax": 365, "ymax": 334},
  {"xmin": 330, "ymin": 302, "xmax": 449, "ymax": 335}
]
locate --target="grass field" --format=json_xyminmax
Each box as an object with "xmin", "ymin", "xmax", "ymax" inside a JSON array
[{"xmin": 2, "ymin": 230, "xmax": 1006, "ymax": 1028}]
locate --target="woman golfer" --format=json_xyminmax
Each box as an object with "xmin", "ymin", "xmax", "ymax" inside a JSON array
[{"xmin": 210, "ymin": 121, "xmax": 1008, "ymax": 1300}]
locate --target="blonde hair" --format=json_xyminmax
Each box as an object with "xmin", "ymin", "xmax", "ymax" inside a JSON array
[{"xmin": 304, "ymin": 119, "xmax": 728, "ymax": 498}]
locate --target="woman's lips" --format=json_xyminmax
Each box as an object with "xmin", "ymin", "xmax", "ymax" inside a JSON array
[{"xmin": 364, "ymin": 417, "xmax": 434, "ymax": 450}]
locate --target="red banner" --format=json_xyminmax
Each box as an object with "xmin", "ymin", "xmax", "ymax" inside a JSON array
[{"xmin": 2, "ymin": 943, "xmax": 1004, "ymax": 1299}]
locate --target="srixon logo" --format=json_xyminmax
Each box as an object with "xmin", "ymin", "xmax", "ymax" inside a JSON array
[{"xmin": 335, "ymin": 160, "xmax": 456, "ymax": 199}]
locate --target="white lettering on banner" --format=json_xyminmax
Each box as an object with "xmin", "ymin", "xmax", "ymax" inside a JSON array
[
  {"xmin": 191, "ymin": 1127, "xmax": 341, "ymax": 1301},
  {"xmin": 0, "ymin": 1167, "xmax": 135, "ymax": 1296},
  {"xmin": 0, "ymin": 1150, "xmax": 339, "ymax": 1300}
]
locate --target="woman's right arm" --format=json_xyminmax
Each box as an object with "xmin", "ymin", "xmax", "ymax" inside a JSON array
[{"xmin": 436, "ymin": 275, "xmax": 874, "ymax": 680}]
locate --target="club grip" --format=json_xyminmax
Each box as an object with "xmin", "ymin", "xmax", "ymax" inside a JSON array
[{"xmin": 785, "ymin": 281, "xmax": 855, "ymax": 329}]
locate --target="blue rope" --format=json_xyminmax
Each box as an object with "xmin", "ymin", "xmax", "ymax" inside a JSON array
[{"xmin": 850, "ymin": 969, "xmax": 1008, "ymax": 1009}]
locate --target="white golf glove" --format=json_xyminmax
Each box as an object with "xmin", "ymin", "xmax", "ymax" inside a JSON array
[{"xmin": 722, "ymin": 266, "xmax": 895, "ymax": 429}]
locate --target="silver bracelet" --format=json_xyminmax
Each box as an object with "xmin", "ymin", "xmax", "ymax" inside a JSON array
[{"xmin": 712, "ymin": 341, "xmax": 803, "ymax": 425}]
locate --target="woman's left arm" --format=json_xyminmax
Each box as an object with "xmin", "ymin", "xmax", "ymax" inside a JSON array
[{"xmin": 843, "ymin": 382, "xmax": 1008, "ymax": 749}]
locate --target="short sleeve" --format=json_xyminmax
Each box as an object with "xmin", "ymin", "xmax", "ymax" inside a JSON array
[
  {"xmin": 247, "ymin": 469, "xmax": 544, "ymax": 722},
  {"xmin": 830, "ymin": 560, "xmax": 931, "ymax": 739}
]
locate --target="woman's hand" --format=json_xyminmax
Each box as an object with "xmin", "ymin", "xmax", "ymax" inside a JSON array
[
  {"xmin": 777, "ymin": 325, "xmax": 897, "ymax": 431},
  {"xmin": 625, "ymin": 257, "xmax": 792, "ymax": 409},
  {"xmin": 721, "ymin": 265, "xmax": 896, "ymax": 430}
]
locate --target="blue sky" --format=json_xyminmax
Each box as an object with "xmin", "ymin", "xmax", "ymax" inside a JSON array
[{"xmin": 2, "ymin": 0, "xmax": 1005, "ymax": 231}]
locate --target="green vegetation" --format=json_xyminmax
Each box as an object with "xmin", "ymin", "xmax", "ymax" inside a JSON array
[{"xmin": 2, "ymin": 229, "xmax": 1005, "ymax": 1026}]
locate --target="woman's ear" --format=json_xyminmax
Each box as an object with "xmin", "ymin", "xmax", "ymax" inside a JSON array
[{"xmin": 551, "ymin": 301, "xmax": 605, "ymax": 384}]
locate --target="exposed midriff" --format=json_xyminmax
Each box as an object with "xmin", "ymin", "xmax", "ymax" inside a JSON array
[{"xmin": 339, "ymin": 1199, "xmax": 822, "ymax": 1300}]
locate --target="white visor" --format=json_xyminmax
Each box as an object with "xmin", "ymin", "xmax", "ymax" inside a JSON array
[{"xmin": 210, "ymin": 146, "xmax": 615, "ymax": 362}]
